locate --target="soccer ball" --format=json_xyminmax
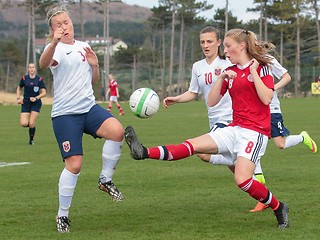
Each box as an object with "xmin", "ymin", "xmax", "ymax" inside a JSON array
[{"xmin": 129, "ymin": 88, "xmax": 160, "ymax": 118}]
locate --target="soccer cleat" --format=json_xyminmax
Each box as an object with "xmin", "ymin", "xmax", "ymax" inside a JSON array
[
  {"xmin": 29, "ymin": 141, "xmax": 34, "ymax": 146},
  {"xmin": 274, "ymin": 202, "xmax": 289, "ymax": 229},
  {"xmin": 249, "ymin": 202, "xmax": 269, "ymax": 213},
  {"xmin": 119, "ymin": 111, "xmax": 124, "ymax": 116},
  {"xmin": 124, "ymin": 126, "xmax": 147, "ymax": 160},
  {"xmin": 56, "ymin": 215, "xmax": 70, "ymax": 233},
  {"xmin": 98, "ymin": 180, "xmax": 124, "ymax": 202},
  {"xmin": 300, "ymin": 131, "xmax": 317, "ymax": 153}
]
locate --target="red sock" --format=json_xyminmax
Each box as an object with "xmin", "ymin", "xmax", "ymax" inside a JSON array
[
  {"xmin": 148, "ymin": 141, "xmax": 194, "ymax": 160},
  {"xmin": 238, "ymin": 178, "xmax": 280, "ymax": 210}
]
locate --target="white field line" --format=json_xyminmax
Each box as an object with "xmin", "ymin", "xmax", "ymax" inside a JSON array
[{"xmin": 0, "ymin": 162, "xmax": 31, "ymax": 167}]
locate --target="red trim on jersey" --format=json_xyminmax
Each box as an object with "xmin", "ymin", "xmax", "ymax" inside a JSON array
[{"xmin": 221, "ymin": 64, "xmax": 274, "ymax": 137}]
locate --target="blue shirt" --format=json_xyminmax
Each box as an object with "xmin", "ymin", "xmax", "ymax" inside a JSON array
[{"xmin": 19, "ymin": 75, "xmax": 46, "ymax": 102}]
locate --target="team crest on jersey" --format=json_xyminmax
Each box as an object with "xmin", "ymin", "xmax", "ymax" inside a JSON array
[
  {"xmin": 247, "ymin": 74, "xmax": 254, "ymax": 82},
  {"xmin": 214, "ymin": 68, "xmax": 222, "ymax": 76},
  {"xmin": 33, "ymin": 86, "xmax": 39, "ymax": 92},
  {"xmin": 62, "ymin": 141, "xmax": 71, "ymax": 152}
]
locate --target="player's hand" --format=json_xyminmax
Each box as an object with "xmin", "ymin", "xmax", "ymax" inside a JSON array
[
  {"xmin": 52, "ymin": 28, "xmax": 64, "ymax": 44},
  {"xmin": 17, "ymin": 98, "xmax": 23, "ymax": 104},
  {"xmin": 84, "ymin": 47, "xmax": 98, "ymax": 67},
  {"xmin": 163, "ymin": 97, "xmax": 176, "ymax": 108},
  {"xmin": 30, "ymin": 97, "xmax": 37, "ymax": 102},
  {"xmin": 249, "ymin": 58, "xmax": 259, "ymax": 72},
  {"xmin": 223, "ymin": 70, "xmax": 237, "ymax": 79}
]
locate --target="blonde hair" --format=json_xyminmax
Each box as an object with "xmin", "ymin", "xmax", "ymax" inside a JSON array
[
  {"xmin": 225, "ymin": 29, "xmax": 276, "ymax": 65},
  {"xmin": 45, "ymin": 5, "xmax": 70, "ymax": 43}
]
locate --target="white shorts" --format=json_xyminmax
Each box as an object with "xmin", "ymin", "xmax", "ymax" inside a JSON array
[
  {"xmin": 208, "ymin": 126, "xmax": 268, "ymax": 164},
  {"xmin": 109, "ymin": 96, "xmax": 118, "ymax": 102}
]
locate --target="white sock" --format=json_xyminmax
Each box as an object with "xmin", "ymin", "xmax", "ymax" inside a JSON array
[
  {"xmin": 100, "ymin": 140, "xmax": 123, "ymax": 183},
  {"xmin": 284, "ymin": 135, "xmax": 303, "ymax": 149},
  {"xmin": 209, "ymin": 154, "xmax": 234, "ymax": 166},
  {"xmin": 58, "ymin": 168, "xmax": 79, "ymax": 218}
]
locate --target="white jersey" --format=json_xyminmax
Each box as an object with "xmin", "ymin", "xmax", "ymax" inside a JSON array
[
  {"xmin": 188, "ymin": 57, "xmax": 232, "ymax": 128},
  {"xmin": 46, "ymin": 40, "xmax": 96, "ymax": 118},
  {"xmin": 270, "ymin": 58, "xmax": 288, "ymax": 114}
]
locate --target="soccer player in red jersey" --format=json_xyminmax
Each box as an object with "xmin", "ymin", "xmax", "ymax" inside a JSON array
[
  {"xmin": 125, "ymin": 29, "xmax": 289, "ymax": 229},
  {"xmin": 106, "ymin": 74, "xmax": 124, "ymax": 115}
]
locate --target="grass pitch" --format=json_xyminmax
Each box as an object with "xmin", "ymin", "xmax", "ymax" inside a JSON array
[{"xmin": 0, "ymin": 98, "xmax": 319, "ymax": 240}]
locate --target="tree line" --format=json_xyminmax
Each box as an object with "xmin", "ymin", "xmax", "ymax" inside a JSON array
[{"xmin": 0, "ymin": 0, "xmax": 319, "ymax": 100}]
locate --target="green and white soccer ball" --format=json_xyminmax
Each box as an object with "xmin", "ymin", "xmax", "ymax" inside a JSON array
[{"xmin": 129, "ymin": 88, "xmax": 160, "ymax": 118}]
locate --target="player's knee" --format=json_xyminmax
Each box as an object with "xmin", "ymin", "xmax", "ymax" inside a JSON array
[
  {"xmin": 234, "ymin": 174, "xmax": 250, "ymax": 187},
  {"xmin": 65, "ymin": 157, "xmax": 82, "ymax": 174},
  {"xmin": 107, "ymin": 123, "xmax": 124, "ymax": 142},
  {"xmin": 196, "ymin": 154, "xmax": 210, "ymax": 163},
  {"xmin": 273, "ymin": 137, "xmax": 286, "ymax": 149},
  {"xmin": 114, "ymin": 129, "xmax": 124, "ymax": 142},
  {"xmin": 20, "ymin": 121, "xmax": 29, "ymax": 127},
  {"xmin": 275, "ymin": 142, "xmax": 285, "ymax": 149}
]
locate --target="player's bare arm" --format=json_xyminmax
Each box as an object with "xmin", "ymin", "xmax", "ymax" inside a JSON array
[
  {"xmin": 39, "ymin": 29, "xmax": 63, "ymax": 69},
  {"xmin": 274, "ymin": 72, "xmax": 291, "ymax": 91},
  {"xmin": 163, "ymin": 92, "xmax": 197, "ymax": 108},
  {"xmin": 30, "ymin": 88, "xmax": 47, "ymax": 102},
  {"xmin": 250, "ymin": 59, "xmax": 273, "ymax": 105},
  {"xmin": 84, "ymin": 47, "xmax": 99, "ymax": 84},
  {"xmin": 207, "ymin": 70, "xmax": 233, "ymax": 107}
]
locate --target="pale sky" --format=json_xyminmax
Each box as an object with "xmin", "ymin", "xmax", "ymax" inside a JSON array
[{"xmin": 122, "ymin": 0, "xmax": 258, "ymax": 22}]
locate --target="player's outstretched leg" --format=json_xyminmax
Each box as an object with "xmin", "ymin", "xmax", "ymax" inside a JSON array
[
  {"xmin": 124, "ymin": 126, "xmax": 148, "ymax": 160},
  {"xmin": 300, "ymin": 131, "xmax": 317, "ymax": 153},
  {"xmin": 98, "ymin": 180, "xmax": 124, "ymax": 201},
  {"xmin": 274, "ymin": 202, "xmax": 289, "ymax": 229},
  {"xmin": 56, "ymin": 215, "xmax": 71, "ymax": 233}
]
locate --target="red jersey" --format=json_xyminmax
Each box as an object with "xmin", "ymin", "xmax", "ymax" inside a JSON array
[
  {"xmin": 109, "ymin": 79, "xmax": 118, "ymax": 96},
  {"xmin": 221, "ymin": 63, "xmax": 274, "ymax": 137}
]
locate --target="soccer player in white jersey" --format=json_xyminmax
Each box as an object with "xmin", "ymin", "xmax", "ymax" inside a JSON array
[
  {"xmin": 39, "ymin": 5, "xmax": 124, "ymax": 233},
  {"xmin": 163, "ymin": 26, "xmax": 236, "ymax": 165},
  {"xmin": 163, "ymin": 26, "xmax": 232, "ymax": 128},
  {"xmin": 125, "ymin": 29, "xmax": 290, "ymax": 229}
]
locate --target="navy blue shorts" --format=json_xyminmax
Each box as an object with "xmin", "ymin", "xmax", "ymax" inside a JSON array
[
  {"xmin": 271, "ymin": 113, "xmax": 290, "ymax": 138},
  {"xmin": 52, "ymin": 104, "xmax": 114, "ymax": 160},
  {"xmin": 21, "ymin": 100, "xmax": 42, "ymax": 113}
]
